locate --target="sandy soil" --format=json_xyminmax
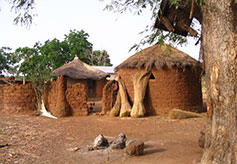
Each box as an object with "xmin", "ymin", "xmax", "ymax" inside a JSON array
[{"xmin": 0, "ymin": 112, "xmax": 206, "ymax": 164}]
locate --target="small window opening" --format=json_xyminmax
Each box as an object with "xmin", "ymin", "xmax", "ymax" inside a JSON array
[{"xmin": 149, "ymin": 73, "xmax": 155, "ymax": 80}]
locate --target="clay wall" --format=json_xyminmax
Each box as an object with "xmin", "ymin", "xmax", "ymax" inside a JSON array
[
  {"xmin": 96, "ymin": 78, "xmax": 107, "ymax": 99},
  {"xmin": 118, "ymin": 67, "xmax": 203, "ymax": 116},
  {"xmin": 66, "ymin": 77, "xmax": 88, "ymax": 88},
  {"xmin": 66, "ymin": 83, "xmax": 88, "ymax": 116},
  {"xmin": 66, "ymin": 77, "xmax": 106, "ymax": 100},
  {"xmin": 44, "ymin": 81, "xmax": 57, "ymax": 114},
  {"xmin": 45, "ymin": 77, "xmax": 88, "ymax": 116},
  {"xmin": 2, "ymin": 84, "xmax": 36, "ymax": 114},
  {"xmin": 101, "ymin": 80, "xmax": 118, "ymax": 114},
  {"xmin": 0, "ymin": 84, "xmax": 4, "ymax": 111}
]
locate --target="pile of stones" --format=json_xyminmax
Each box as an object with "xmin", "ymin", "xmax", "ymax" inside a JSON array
[{"xmin": 88, "ymin": 133, "xmax": 144, "ymax": 156}]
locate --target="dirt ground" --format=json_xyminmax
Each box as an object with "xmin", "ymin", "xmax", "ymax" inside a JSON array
[{"xmin": 0, "ymin": 109, "xmax": 206, "ymax": 164}]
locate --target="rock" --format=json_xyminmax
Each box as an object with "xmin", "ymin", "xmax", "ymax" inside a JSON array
[
  {"xmin": 198, "ymin": 130, "xmax": 205, "ymax": 148},
  {"xmin": 125, "ymin": 140, "xmax": 144, "ymax": 156},
  {"xmin": 168, "ymin": 109, "xmax": 205, "ymax": 119},
  {"xmin": 110, "ymin": 133, "xmax": 127, "ymax": 149},
  {"xmin": 93, "ymin": 134, "xmax": 109, "ymax": 149},
  {"xmin": 126, "ymin": 140, "xmax": 136, "ymax": 147}
]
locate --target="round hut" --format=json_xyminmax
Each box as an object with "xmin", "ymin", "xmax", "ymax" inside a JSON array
[
  {"xmin": 48, "ymin": 57, "xmax": 109, "ymax": 116},
  {"xmin": 114, "ymin": 44, "xmax": 203, "ymax": 117},
  {"xmin": 51, "ymin": 56, "xmax": 109, "ymax": 99}
]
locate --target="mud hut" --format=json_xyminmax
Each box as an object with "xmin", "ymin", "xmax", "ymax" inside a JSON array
[
  {"xmin": 51, "ymin": 56, "xmax": 109, "ymax": 99},
  {"xmin": 112, "ymin": 44, "xmax": 203, "ymax": 117}
]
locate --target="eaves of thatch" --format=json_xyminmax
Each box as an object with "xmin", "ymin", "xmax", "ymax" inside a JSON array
[
  {"xmin": 115, "ymin": 43, "xmax": 201, "ymax": 72},
  {"xmin": 51, "ymin": 57, "xmax": 109, "ymax": 80}
]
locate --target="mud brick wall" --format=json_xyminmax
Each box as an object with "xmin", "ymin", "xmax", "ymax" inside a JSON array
[
  {"xmin": 96, "ymin": 78, "xmax": 107, "ymax": 99},
  {"xmin": 45, "ymin": 77, "xmax": 89, "ymax": 117},
  {"xmin": 44, "ymin": 81, "xmax": 57, "ymax": 114},
  {"xmin": 101, "ymin": 80, "xmax": 118, "ymax": 114},
  {"xmin": 66, "ymin": 83, "xmax": 88, "ymax": 116},
  {"xmin": 66, "ymin": 77, "xmax": 88, "ymax": 88},
  {"xmin": 0, "ymin": 84, "xmax": 4, "ymax": 111},
  {"xmin": 118, "ymin": 67, "xmax": 203, "ymax": 116},
  {"xmin": 66, "ymin": 77, "xmax": 107, "ymax": 100},
  {"xmin": 3, "ymin": 84, "xmax": 36, "ymax": 113},
  {"xmin": 45, "ymin": 76, "xmax": 70, "ymax": 117}
]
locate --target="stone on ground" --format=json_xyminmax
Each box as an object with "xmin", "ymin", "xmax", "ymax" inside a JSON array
[
  {"xmin": 125, "ymin": 140, "xmax": 144, "ymax": 156},
  {"xmin": 93, "ymin": 134, "xmax": 109, "ymax": 149},
  {"xmin": 110, "ymin": 133, "xmax": 127, "ymax": 149}
]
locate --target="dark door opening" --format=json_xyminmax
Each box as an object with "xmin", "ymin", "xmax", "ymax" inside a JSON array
[{"xmin": 88, "ymin": 80, "xmax": 96, "ymax": 98}]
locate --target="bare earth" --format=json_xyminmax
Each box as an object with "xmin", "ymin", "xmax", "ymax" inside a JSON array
[{"xmin": 0, "ymin": 112, "xmax": 205, "ymax": 164}]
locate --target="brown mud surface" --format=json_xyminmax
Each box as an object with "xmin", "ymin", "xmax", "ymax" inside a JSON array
[{"xmin": 0, "ymin": 112, "xmax": 205, "ymax": 164}]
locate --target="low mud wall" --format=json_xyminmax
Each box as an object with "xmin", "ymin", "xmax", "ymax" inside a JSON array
[
  {"xmin": 66, "ymin": 83, "xmax": 88, "ymax": 116},
  {"xmin": 2, "ymin": 84, "xmax": 36, "ymax": 113},
  {"xmin": 45, "ymin": 77, "xmax": 88, "ymax": 116},
  {"xmin": 0, "ymin": 77, "xmax": 89, "ymax": 116}
]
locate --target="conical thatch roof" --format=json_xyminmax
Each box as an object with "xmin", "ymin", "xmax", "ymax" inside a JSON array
[
  {"xmin": 51, "ymin": 57, "xmax": 109, "ymax": 80},
  {"xmin": 115, "ymin": 44, "xmax": 200, "ymax": 71}
]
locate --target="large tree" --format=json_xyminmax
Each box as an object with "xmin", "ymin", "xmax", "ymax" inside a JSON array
[
  {"xmin": 200, "ymin": 1, "xmax": 237, "ymax": 163},
  {"xmin": 104, "ymin": 0, "xmax": 237, "ymax": 163}
]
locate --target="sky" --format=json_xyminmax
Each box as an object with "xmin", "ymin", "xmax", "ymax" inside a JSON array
[{"xmin": 0, "ymin": 0, "xmax": 200, "ymax": 67}]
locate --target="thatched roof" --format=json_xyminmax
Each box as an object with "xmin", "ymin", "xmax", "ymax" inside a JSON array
[
  {"xmin": 51, "ymin": 57, "xmax": 109, "ymax": 80},
  {"xmin": 115, "ymin": 44, "xmax": 200, "ymax": 71}
]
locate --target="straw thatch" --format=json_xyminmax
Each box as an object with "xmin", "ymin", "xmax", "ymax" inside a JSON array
[
  {"xmin": 115, "ymin": 44, "xmax": 200, "ymax": 71},
  {"xmin": 51, "ymin": 57, "xmax": 109, "ymax": 80}
]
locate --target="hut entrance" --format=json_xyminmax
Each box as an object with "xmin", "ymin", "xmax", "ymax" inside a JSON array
[{"xmin": 88, "ymin": 80, "xmax": 96, "ymax": 98}]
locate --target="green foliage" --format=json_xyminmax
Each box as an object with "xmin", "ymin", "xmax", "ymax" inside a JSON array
[
  {"xmin": 89, "ymin": 50, "xmax": 112, "ymax": 66},
  {"xmin": 64, "ymin": 29, "xmax": 93, "ymax": 63},
  {"xmin": 39, "ymin": 39, "xmax": 71, "ymax": 70},
  {"xmin": 0, "ymin": 47, "xmax": 16, "ymax": 76},
  {"xmin": 14, "ymin": 43, "xmax": 51, "ymax": 106},
  {"xmin": 7, "ymin": 0, "xmax": 37, "ymax": 27}
]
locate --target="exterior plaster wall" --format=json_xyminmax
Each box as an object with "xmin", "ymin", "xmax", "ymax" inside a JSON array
[
  {"xmin": 3, "ymin": 84, "xmax": 36, "ymax": 113},
  {"xmin": 118, "ymin": 67, "xmax": 203, "ymax": 116}
]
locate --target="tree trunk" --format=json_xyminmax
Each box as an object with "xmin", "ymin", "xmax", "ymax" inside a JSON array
[
  {"xmin": 130, "ymin": 70, "xmax": 150, "ymax": 118},
  {"xmin": 118, "ymin": 76, "xmax": 132, "ymax": 117},
  {"xmin": 201, "ymin": 0, "xmax": 237, "ymax": 163}
]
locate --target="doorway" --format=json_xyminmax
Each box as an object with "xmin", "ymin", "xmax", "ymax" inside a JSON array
[{"xmin": 88, "ymin": 80, "xmax": 96, "ymax": 98}]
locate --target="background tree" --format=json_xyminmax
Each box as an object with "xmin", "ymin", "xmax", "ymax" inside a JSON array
[
  {"xmin": 64, "ymin": 29, "xmax": 93, "ymax": 63},
  {"xmin": 0, "ymin": 47, "xmax": 17, "ymax": 76},
  {"xmin": 86, "ymin": 50, "xmax": 112, "ymax": 66},
  {"xmin": 39, "ymin": 39, "xmax": 70, "ymax": 70},
  {"xmin": 14, "ymin": 43, "xmax": 51, "ymax": 112}
]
